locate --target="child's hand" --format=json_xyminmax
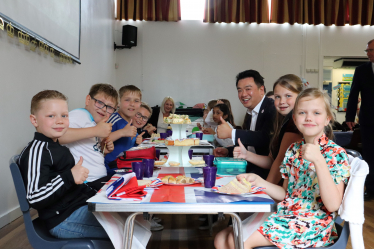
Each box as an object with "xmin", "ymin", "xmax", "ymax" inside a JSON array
[
  {"xmin": 136, "ymin": 132, "xmax": 145, "ymax": 145},
  {"xmin": 213, "ymin": 147, "xmax": 228, "ymax": 157},
  {"xmin": 233, "ymin": 138, "xmax": 247, "ymax": 160},
  {"xmin": 302, "ymin": 137, "xmax": 323, "ymax": 164},
  {"xmin": 216, "ymin": 117, "xmax": 233, "ymax": 139},
  {"xmin": 95, "ymin": 116, "xmax": 112, "ymax": 138},
  {"xmin": 71, "ymin": 157, "xmax": 89, "ymax": 184},
  {"xmin": 102, "ymin": 138, "xmax": 114, "ymax": 155},
  {"xmin": 202, "ymin": 127, "xmax": 215, "ymax": 134},
  {"xmin": 197, "ymin": 123, "xmax": 202, "ymax": 130},
  {"xmin": 237, "ymin": 173, "xmax": 262, "ymax": 187},
  {"xmin": 144, "ymin": 124, "xmax": 156, "ymax": 134},
  {"xmin": 122, "ymin": 119, "xmax": 137, "ymax": 139}
]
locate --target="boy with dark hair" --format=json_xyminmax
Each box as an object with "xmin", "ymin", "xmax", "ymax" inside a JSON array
[
  {"xmin": 18, "ymin": 90, "xmax": 108, "ymax": 239},
  {"xmin": 59, "ymin": 83, "xmax": 118, "ymax": 190}
]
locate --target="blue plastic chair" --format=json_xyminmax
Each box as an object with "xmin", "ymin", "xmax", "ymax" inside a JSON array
[{"xmin": 9, "ymin": 156, "xmax": 114, "ymax": 249}]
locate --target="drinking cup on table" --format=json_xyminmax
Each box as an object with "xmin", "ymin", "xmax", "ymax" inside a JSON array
[
  {"xmin": 188, "ymin": 149, "xmax": 193, "ymax": 159},
  {"xmin": 132, "ymin": 162, "xmax": 145, "ymax": 180},
  {"xmin": 203, "ymin": 166, "xmax": 217, "ymax": 188},
  {"xmin": 195, "ymin": 132, "xmax": 203, "ymax": 140},
  {"xmin": 160, "ymin": 133, "xmax": 168, "ymax": 139},
  {"xmin": 143, "ymin": 159, "xmax": 154, "ymax": 178},
  {"xmin": 203, "ymin": 155, "xmax": 215, "ymax": 167},
  {"xmin": 155, "ymin": 149, "xmax": 161, "ymax": 160},
  {"xmin": 166, "ymin": 129, "xmax": 172, "ymax": 137}
]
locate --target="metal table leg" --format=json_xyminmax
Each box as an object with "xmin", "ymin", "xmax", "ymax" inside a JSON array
[
  {"xmin": 227, "ymin": 212, "xmax": 244, "ymax": 249},
  {"xmin": 123, "ymin": 212, "xmax": 141, "ymax": 249},
  {"xmin": 128, "ymin": 212, "xmax": 141, "ymax": 249}
]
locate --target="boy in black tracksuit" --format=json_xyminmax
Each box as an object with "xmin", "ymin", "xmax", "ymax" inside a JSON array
[{"xmin": 18, "ymin": 90, "xmax": 108, "ymax": 239}]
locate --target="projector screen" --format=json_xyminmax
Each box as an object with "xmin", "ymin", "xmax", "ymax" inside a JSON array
[{"xmin": 0, "ymin": 0, "xmax": 81, "ymax": 61}]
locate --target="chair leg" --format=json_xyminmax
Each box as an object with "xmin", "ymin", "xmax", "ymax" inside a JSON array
[{"xmin": 208, "ymin": 214, "xmax": 213, "ymax": 236}]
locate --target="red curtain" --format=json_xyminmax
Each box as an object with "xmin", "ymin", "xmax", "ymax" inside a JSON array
[
  {"xmin": 348, "ymin": 0, "xmax": 374, "ymax": 26},
  {"xmin": 116, "ymin": 0, "xmax": 181, "ymax": 21},
  {"xmin": 204, "ymin": 0, "xmax": 270, "ymax": 24},
  {"xmin": 271, "ymin": 0, "xmax": 350, "ymax": 26}
]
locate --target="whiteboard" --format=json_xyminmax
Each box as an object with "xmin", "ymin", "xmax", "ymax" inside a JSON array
[{"xmin": 0, "ymin": 0, "xmax": 81, "ymax": 60}]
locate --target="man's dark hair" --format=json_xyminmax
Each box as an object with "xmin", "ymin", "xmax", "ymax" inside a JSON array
[{"xmin": 235, "ymin": 70, "xmax": 264, "ymax": 88}]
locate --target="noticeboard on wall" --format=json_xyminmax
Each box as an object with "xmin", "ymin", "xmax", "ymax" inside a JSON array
[{"xmin": 337, "ymin": 82, "xmax": 351, "ymax": 112}]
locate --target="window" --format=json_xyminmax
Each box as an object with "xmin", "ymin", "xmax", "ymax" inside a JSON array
[{"xmin": 181, "ymin": 0, "xmax": 205, "ymax": 20}]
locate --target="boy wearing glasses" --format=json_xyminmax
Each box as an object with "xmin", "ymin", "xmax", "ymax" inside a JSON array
[
  {"xmin": 59, "ymin": 83, "xmax": 118, "ymax": 190},
  {"xmin": 133, "ymin": 102, "xmax": 156, "ymax": 145},
  {"xmin": 105, "ymin": 85, "xmax": 142, "ymax": 174}
]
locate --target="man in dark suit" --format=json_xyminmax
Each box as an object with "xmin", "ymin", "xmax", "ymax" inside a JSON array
[
  {"xmin": 214, "ymin": 70, "xmax": 276, "ymax": 179},
  {"xmin": 346, "ymin": 39, "xmax": 374, "ymax": 201}
]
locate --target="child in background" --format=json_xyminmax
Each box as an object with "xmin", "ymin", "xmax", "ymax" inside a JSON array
[
  {"xmin": 215, "ymin": 88, "xmax": 350, "ymax": 249},
  {"xmin": 197, "ymin": 99, "xmax": 217, "ymax": 130},
  {"xmin": 204, "ymin": 99, "xmax": 236, "ymax": 128},
  {"xmin": 18, "ymin": 90, "xmax": 108, "ymax": 239},
  {"xmin": 203, "ymin": 104, "xmax": 234, "ymax": 147},
  {"xmin": 105, "ymin": 85, "xmax": 141, "ymax": 174},
  {"xmin": 60, "ymin": 83, "xmax": 118, "ymax": 190},
  {"xmin": 133, "ymin": 102, "xmax": 156, "ymax": 145}
]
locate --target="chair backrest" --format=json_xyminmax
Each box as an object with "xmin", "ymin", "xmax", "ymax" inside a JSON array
[
  {"xmin": 9, "ymin": 155, "xmax": 30, "ymax": 212},
  {"xmin": 9, "ymin": 155, "xmax": 114, "ymax": 249},
  {"xmin": 345, "ymin": 149, "xmax": 362, "ymax": 159}
]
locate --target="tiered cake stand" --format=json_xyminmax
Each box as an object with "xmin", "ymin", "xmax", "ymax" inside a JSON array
[{"xmin": 166, "ymin": 124, "xmax": 194, "ymax": 167}]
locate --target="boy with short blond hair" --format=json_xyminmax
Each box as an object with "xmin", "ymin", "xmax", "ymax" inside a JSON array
[
  {"xmin": 59, "ymin": 83, "xmax": 118, "ymax": 188},
  {"xmin": 18, "ymin": 90, "xmax": 108, "ymax": 239},
  {"xmin": 105, "ymin": 85, "xmax": 142, "ymax": 173}
]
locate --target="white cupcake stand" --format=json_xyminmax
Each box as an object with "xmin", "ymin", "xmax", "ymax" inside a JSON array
[{"xmin": 166, "ymin": 124, "xmax": 194, "ymax": 167}]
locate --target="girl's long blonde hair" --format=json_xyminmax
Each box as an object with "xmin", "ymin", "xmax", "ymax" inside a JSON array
[
  {"xmin": 270, "ymin": 74, "xmax": 303, "ymax": 158},
  {"xmin": 293, "ymin": 88, "xmax": 334, "ymax": 139}
]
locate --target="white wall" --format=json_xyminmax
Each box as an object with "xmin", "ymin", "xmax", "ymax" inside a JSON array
[
  {"xmin": 115, "ymin": 21, "xmax": 374, "ymax": 126},
  {"xmin": 0, "ymin": 0, "xmax": 116, "ymax": 228}
]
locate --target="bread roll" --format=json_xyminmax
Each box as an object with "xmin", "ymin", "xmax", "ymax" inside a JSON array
[
  {"xmin": 169, "ymin": 161, "xmax": 180, "ymax": 167},
  {"xmin": 155, "ymin": 160, "xmax": 166, "ymax": 166},
  {"xmin": 168, "ymin": 176, "xmax": 176, "ymax": 184},
  {"xmin": 161, "ymin": 175, "xmax": 171, "ymax": 184},
  {"xmin": 176, "ymin": 175, "xmax": 184, "ymax": 181},
  {"xmin": 186, "ymin": 177, "xmax": 195, "ymax": 184}
]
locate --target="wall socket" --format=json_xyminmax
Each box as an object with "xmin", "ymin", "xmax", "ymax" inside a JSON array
[{"xmin": 306, "ymin": 69, "xmax": 318, "ymax": 73}]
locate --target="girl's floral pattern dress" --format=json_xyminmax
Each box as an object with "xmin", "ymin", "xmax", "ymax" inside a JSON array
[{"xmin": 258, "ymin": 134, "xmax": 350, "ymax": 248}]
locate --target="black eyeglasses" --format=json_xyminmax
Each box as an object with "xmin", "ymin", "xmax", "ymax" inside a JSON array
[
  {"xmin": 135, "ymin": 112, "xmax": 149, "ymax": 122},
  {"xmin": 91, "ymin": 96, "xmax": 116, "ymax": 114},
  {"xmin": 364, "ymin": 49, "xmax": 374, "ymax": 53}
]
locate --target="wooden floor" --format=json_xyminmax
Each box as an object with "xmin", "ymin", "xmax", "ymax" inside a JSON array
[{"xmin": 1, "ymin": 199, "xmax": 374, "ymax": 249}]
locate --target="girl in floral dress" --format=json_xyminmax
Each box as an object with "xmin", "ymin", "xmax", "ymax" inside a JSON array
[{"xmin": 218, "ymin": 88, "xmax": 350, "ymax": 249}]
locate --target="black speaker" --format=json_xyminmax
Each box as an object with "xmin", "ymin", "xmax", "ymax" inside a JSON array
[{"xmin": 122, "ymin": 25, "xmax": 137, "ymax": 47}]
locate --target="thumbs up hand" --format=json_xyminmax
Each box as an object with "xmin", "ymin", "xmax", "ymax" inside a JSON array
[
  {"xmin": 301, "ymin": 136, "xmax": 322, "ymax": 164},
  {"xmin": 95, "ymin": 115, "xmax": 112, "ymax": 138},
  {"xmin": 101, "ymin": 138, "xmax": 114, "ymax": 155},
  {"xmin": 233, "ymin": 138, "xmax": 248, "ymax": 160},
  {"xmin": 216, "ymin": 117, "xmax": 233, "ymax": 139},
  {"xmin": 136, "ymin": 132, "xmax": 145, "ymax": 145},
  {"xmin": 122, "ymin": 119, "xmax": 137, "ymax": 139},
  {"xmin": 71, "ymin": 157, "xmax": 89, "ymax": 184}
]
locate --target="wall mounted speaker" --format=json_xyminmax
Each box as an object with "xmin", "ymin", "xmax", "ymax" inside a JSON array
[{"xmin": 122, "ymin": 25, "xmax": 137, "ymax": 47}]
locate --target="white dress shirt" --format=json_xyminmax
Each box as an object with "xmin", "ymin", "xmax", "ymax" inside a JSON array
[{"xmin": 231, "ymin": 96, "xmax": 266, "ymax": 153}]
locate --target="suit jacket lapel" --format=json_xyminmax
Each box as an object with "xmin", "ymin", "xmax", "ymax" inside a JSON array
[{"xmin": 255, "ymin": 97, "xmax": 270, "ymax": 131}]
